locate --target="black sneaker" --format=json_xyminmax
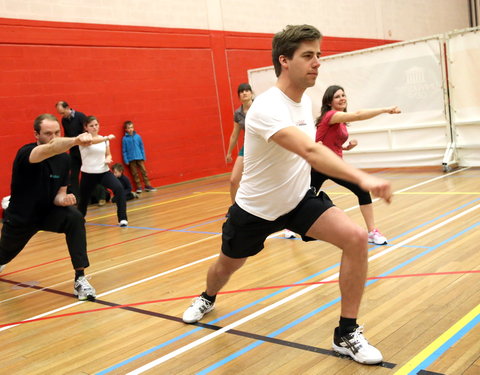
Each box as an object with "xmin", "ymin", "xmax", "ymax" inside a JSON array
[{"xmin": 332, "ymin": 326, "xmax": 383, "ymax": 364}]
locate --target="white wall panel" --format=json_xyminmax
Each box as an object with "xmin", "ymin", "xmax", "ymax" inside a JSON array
[
  {"xmin": 447, "ymin": 28, "xmax": 480, "ymax": 167},
  {"xmin": 0, "ymin": 0, "xmax": 470, "ymax": 40}
]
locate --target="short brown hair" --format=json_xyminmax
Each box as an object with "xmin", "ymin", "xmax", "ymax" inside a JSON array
[
  {"xmin": 112, "ymin": 163, "xmax": 124, "ymax": 173},
  {"xmin": 34, "ymin": 113, "xmax": 58, "ymax": 133},
  {"xmin": 272, "ymin": 24, "xmax": 322, "ymax": 77}
]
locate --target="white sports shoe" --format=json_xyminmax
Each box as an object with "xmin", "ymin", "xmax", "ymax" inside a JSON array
[
  {"xmin": 119, "ymin": 220, "xmax": 128, "ymax": 227},
  {"xmin": 0, "ymin": 264, "xmax": 5, "ymax": 273},
  {"xmin": 74, "ymin": 276, "xmax": 96, "ymax": 301},
  {"xmin": 368, "ymin": 229, "xmax": 387, "ymax": 245},
  {"xmin": 284, "ymin": 229, "xmax": 296, "ymax": 239},
  {"xmin": 332, "ymin": 326, "xmax": 383, "ymax": 364},
  {"xmin": 182, "ymin": 296, "xmax": 215, "ymax": 323}
]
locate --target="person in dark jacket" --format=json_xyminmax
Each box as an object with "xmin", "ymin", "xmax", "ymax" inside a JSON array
[
  {"xmin": 55, "ymin": 101, "xmax": 87, "ymax": 199},
  {"xmin": 111, "ymin": 163, "xmax": 139, "ymax": 202}
]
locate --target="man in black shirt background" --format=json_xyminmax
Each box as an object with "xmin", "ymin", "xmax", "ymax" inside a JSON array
[
  {"xmin": 0, "ymin": 113, "xmax": 96, "ymax": 300},
  {"xmin": 55, "ymin": 101, "xmax": 87, "ymax": 199}
]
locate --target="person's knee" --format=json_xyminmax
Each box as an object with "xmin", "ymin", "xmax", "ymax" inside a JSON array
[
  {"xmin": 66, "ymin": 207, "xmax": 85, "ymax": 226},
  {"xmin": 343, "ymin": 227, "xmax": 368, "ymax": 254}
]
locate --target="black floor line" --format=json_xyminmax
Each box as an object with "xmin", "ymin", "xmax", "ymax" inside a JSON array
[{"xmin": 1, "ymin": 277, "xmax": 397, "ymax": 368}]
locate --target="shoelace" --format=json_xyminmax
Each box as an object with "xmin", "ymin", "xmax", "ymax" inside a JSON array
[
  {"xmin": 350, "ymin": 326, "xmax": 369, "ymax": 350},
  {"xmin": 193, "ymin": 297, "xmax": 212, "ymax": 312},
  {"xmin": 77, "ymin": 278, "xmax": 94, "ymax": 292}
]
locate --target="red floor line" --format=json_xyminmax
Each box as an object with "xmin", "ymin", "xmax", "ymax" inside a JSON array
[
  {"xmin": 0, "ymin": 213, "xmax": 226, "ymax": 277},
  {"xmin": 1, "ymin": 270, "xmax": 478, "ymax": 328}
]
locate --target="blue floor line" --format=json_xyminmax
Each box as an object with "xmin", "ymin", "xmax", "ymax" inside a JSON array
[
  {"xmin": 409, "ymin": 313, "xmax": 480, "ymax": 375},
  {"xmin": 197, "ymin": 222, "xmax": 479, "ymax": 374},
  {"xmin": 96, "ymin": 198, "xmax": 480, "ymax": 374}
]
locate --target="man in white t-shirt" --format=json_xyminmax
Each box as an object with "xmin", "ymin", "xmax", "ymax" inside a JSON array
[{"xmin": 183, "ymin": 24, "xmax": 392, "ymax": 365}]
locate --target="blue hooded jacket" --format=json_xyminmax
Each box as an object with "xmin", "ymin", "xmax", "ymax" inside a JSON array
[{"xmin": 122, "ymin": 132, "xmax": 146, "ymax": 164}]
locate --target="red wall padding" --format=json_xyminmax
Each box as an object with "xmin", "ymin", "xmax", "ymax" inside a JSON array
[{"xmin": 0, "ymin": 18, "xmax": 394, "ymax": 204}]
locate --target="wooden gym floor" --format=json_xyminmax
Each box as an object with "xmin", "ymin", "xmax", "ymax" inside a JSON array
[{"xmin": 0, "ymin": 166, "xmax": 479, "ymax": 375}]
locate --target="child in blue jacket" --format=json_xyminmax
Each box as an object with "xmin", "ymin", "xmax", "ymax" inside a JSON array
[{"xmin": 121, "ymin": 121, "xmax": 156, "ymax": 193}]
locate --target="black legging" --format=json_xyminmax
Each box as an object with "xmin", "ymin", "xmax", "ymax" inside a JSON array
[
  {"xmin": 310, "ymin": 169, "xmax": 372, "ymax": 205},
  {"xmin": 0, "ymin": 206, "xmax": 89, "ymax": 269},
  {"xmin": 78, "ymin": 171, "xmax": 127, "ymax": 222}
]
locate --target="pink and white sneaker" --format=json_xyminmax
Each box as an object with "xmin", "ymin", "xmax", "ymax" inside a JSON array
[{"xmin": 368, "ymin": 229, "xmax": 387, "ymax": 245}]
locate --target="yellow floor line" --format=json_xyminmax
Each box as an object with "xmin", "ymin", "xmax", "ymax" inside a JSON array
[{"xmin": 393, "ymin": 303, "xmax": 480, "ymax": 375}]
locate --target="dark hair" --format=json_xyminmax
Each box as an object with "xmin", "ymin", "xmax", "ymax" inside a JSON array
[
  {"xmin": 34, "ymin": 113, "xmax": 58, "ymax": 133},
  {"xmin": 123, "ymin": 120, "xmax": 134, "ymax": 130},
  {"xmin": 237, "ymin": 83, "xmax": 252, "ymax": 95},
  {"xmin": 84, "ymin": 115, "xmax": 98, "ymax": 127},
  {"xmin": 55, "ymin": 101, "xmax": 69, "ymax": 109},
  {"xmin": 316, "ymin": 85, "xmax": 346, "ymax": 125},
  {"xmin": 112, "ymin": 163, "xmax": 124, "ymax": 172},
  {"xmin": 272, "ymin": 24, "xmax": 322, "ymax": 77}
]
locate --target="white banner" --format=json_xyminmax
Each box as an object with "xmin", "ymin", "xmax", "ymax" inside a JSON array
[
  {"xmin": 448, "ymin": 29, "xmax": 480, "ymax": 123},
  {"xmin": 248, "ymin": 37, "xmax": 450, "ymax": 168},
  {"xmin": 308, "ymin": 38, "xmax": 446, "ymax": 129}
]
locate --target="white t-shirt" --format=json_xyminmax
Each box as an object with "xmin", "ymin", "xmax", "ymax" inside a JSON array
[
  {"xmin": 80, "ymin": 140, "xmax": 110, "ymax": 174},
  {"xmin": 235, "ymin": 86, "xmax": 315, "ymax": 220}
]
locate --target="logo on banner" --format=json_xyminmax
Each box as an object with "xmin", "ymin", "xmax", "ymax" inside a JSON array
[{"xmin": 400, "ymin": 66, "xmax": 437, "ymax": 99}]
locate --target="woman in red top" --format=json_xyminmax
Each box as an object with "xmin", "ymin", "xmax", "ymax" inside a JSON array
[{"xmin": 311, "ymin": 85, "xmax": 400, "ymax": 245}]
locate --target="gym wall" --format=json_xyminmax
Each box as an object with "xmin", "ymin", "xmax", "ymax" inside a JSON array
[{"xmin": 0, "ymin": 0, "xmax": 470, "ymax": 202}]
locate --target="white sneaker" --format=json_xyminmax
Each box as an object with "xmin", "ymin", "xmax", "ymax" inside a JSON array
[
  {"xmin": 119, "ymin": 220, "xmax": 128, "ymax": 227},
  {"xmin": 332, "ymin": 326, "xmax": 383, "ymax": 364},
  {"xmin": 368, "ymin": 229, "xmax": 387, "ymax": 245},
  {"xmin": 0, "ymin": 264, "xmax": 5, "ymax": 273},
  {"xmin": 284, "ymin": 229, "xmax": 296, "ymax": 239},
  {"xmin": 182, "ymin": 296, "xmax": 215, "ymax": 323},
  {"xmin": 73, "ymin": 276, "xmax": 96, "ymax": 301}
]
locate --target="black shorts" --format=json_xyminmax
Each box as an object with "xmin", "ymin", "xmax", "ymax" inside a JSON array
[{"xmin": 221, "ymin": 189, "xmax": 334, "ymax": 258}]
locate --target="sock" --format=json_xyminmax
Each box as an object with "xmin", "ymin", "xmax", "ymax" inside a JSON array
[
  {"xmin": 75, "ymin": 270, "xmax": 85, "ymax": 281},
  {"xmin": 201, "ymin": 291, "xmax": 216, "ymax": 304},
  {"xmin": 339, "ymin": 316, "xmax": 358, "ymax": 336}
]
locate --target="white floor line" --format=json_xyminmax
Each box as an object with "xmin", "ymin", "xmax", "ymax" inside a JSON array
[
  {"xmin": 127, "ymin": 202, "xmax": 480, "ymax": 375},
  {"xmin": 0, "ymin": 235, "xmax": 219, "ymax": 331},
  {"xmin": 0, "ymin": 234, "xmax": 220, "ymax": 305},
  {"xmin": 0, "ymin": 168, "xmax": 470, "ymax": 329}
]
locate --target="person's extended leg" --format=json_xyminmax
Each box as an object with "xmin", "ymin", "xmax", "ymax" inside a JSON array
[
  {"xmin": 77, "ymin": 172, "xmax": 100, "ymax": 218},
  {"xmin": 0, "ymin": 220, "xmax": 37, "ymax": 269},
  {"xmin": 229, "ymin": 156, "xmax": 244, "ymax": 204},
  {"xmin": 359, "ymin": 203, "xmax": 375, "ymax": 232},
  {"xmin": 306, "ymin": 206, "xmax": 367, "ymax": 318},
  {"xmin": 329, "ymin": 176, "xmax": 388, "ymax": 245},
  {"xmin": 306, "ymin": 206, "xmax": 383, "ymax": 364},
  {"xmin": 206, "ymin": 253, "xmax": 247, "ymax": 296},
  {"xmin": 183, "ymin": 253, "xmax": 247, "ymax": 323},
  {"xmin": 40, "ymin": 206, "xmax": 95, "ymax": 301},
  {"xmin": 310, "ymin": 168, "xmax": 328, "ymax": 193},
  {"xmin": 101, "ymin": 172, "xmax": 128, "ymax": 225}
]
